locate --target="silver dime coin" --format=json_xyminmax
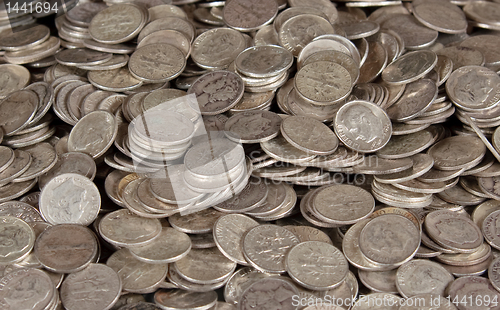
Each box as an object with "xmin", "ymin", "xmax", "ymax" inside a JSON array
[
  {"xmin": 225, "ymin": 110, "xmax": 282, "ymax": 144},
  {"xmin": 239, "ymin": 277, "xmax": 299, "ymax": 310},
  {"xmin": 154, "ymin": 289, "xmax": 218, "ymax": 310},
  {"xmin": 395, "ymin": 259, "xmax": 454, "ymax": 298}
]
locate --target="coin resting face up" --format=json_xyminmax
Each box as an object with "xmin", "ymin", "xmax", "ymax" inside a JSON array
[{"xmin": 335, "ymin": 100, "xmax": 392, "ymax": 153}]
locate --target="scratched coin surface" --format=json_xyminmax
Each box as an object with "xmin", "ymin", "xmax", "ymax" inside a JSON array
[
  {"xmin": 60, "ymin": 263, "xmax": 121, "ymax": 310},
  {"xmin": 188, "ymin": 70, "xmax": 245, "ymax": 115},
  {"xmin": 34, "ymin": 224, "xmax": 98, "ymax": 273},
  {"xmin": 242, "ymin": 224, "xmax": 299, "ymax": 273},
  {"xmin": 335, "ymin": 100, "xmax": 392, "ymax": 153},
  {"xmin": 39, "ymin": 173, "xmax": 100, "ymax": 226},
  {"xmin": 286, "ymin": 241, "xmax": 348, "ymax": 290}
]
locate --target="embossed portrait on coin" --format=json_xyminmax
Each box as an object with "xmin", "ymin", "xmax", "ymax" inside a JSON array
[
  {"xmin": 201, "ymin": 77, "xmax": 236, "ymax": 105},
  {"xmin": 368, "ymin": 222, "xmax": 415, "ymax": 254},
  {"xmin": 50, "ymin": 180, "xmax": 89, "ymax": 222},
  {"xmin": 435, "ymin": 219, "xmax": 478, "ymax": 243},
  {"xmin": 4, "ymin": 277, "xmax": 50, "ymax": 309},
  {"xmin": 230, "ymin": 113, "xmax": 272, "ymax": 137},
  {"xmin": 0, "ymin": 225, "xmax": 29, "ymax": 258},
  {"xmin": 456, "ymin": 69, "xmax": 494, "ymax": 104},
  {"xmin": 407, "ymin": 266, "xmax": 448, "ymax": 294},
  {"xmin": 342, "ymin": 106, "xmax": 384, "ymax": 144}
]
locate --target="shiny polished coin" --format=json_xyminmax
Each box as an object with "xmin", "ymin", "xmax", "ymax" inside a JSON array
[
  {"xmin": 39, "ymin": 173, "xmax": 100, "ymax": 226},
  {"xmin": 335, "ymin": 100, "xmax": 391, "ymax": 153}
]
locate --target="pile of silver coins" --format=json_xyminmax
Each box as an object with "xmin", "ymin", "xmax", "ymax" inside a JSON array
[{"xmin": 1, "ymin": 0, "xmax": 500, "ymax": 309}]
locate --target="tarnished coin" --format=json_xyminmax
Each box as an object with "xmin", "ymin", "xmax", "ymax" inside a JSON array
[
  {"xmin": 0, "ymin": 267, "xmax": 55, "ymax": 310},
  {"xmin": 169, "ymin": 208, "xmax": 223, "ymax": 234},
  {"xmin": 0, "ymin": 24, "xmax": 50, "ymax": 51},
  {"xmin": 428, "ymin": 135, "xmax": 486, "ymax": 171},
  {"xmin": 154, "ymin": 289, "xmax": 218, "ymax": 310},
  {"xmin": 358, "ymin": 269, "xmax": 398, "ymax": 293},
  {"xmin": 55, "ymin": 48, "xmax": 112, "ymax": 67},
  {"xmin": 138, "ymin": 17, "xmax": 194, "ymax": 43},
  {"xmin": 242, "ymin": 224, "xmax": 300, "ymax": 273},
  {"xmin": 225, "ymin": 110, "xmax": 282, "ymax": 144},
  {"xmin": 35, "ymin": 224, "xmax": 98, "ymax": 273},
  {"xmin": 396, "ymin": 259, "xmax": 454, "ymax": 298},
  {"xmin": 386, "ymin": 79, "xmax": 437, "ymax": 122},
  {"xmin": 39, "ymin": 152, "xmax": 96, "ymax": 190},
  {"xmin": 88, "ymin": 67, "xmax": 143, "ymax": 92},
  {"xmin": 129, "ymin": 43, "xmax": 186, "ymax": 83},
  {"xmin": 294, "ymin": 61, "xmax": 352, "ymax": 105},
  {"xmin": 0, "ymin": 64, "xmax": 30, "ymax": 99},
  {"xmin": 15, "ymin": 142, "xmax": 57, "ymax": 182},
  {"xmin": 223, "ymin": 0, "xmax": 278, "ymax": 32},
  {"xmin": 99, "ymin": 209, "xmax": 162, "ymax": 247},
  {"xmin": 382, "ymin": 14, "xmax": 438, "ymax": 50},
  {"xmin": 60, "ymin": 263, "xmax": 121, "ymax": 310},
  {"xmin": 261, "ymin": 135, "xmax": 316, "ymax": 164},
  {"xmin": 89, "ymin": 3, "xmax": 147, "ymax": 44},
  {"xmin": 188, "ymin": 70, "xmax": 245, "ymax": 115},
  {"xmin": 239, "ymin": 277, "xmax": 298, "ymax": 310},
  {"xmin": 213, "ymin": 214, "xmax": 259, "ymax": 265},
  {"xmin": 446, "ymin": 66, "xmax": 500, "ymax": 112},
  {"xmin": 0, "ymin": 90, "xmax": 38, "ymax": 135},
  {"xmin": 107, "ymin": 248, "xmax": 168, "ymax": 293},
  {"xmin": 129, "ymin": 227, "xmax": 191, "ymax": 264},
  {"xmin": 174, "ymin": 247, "xmax": 237, "ymax": 284},
  {"xmin": 359, "ymin": 214, "xmax": 420, "ymax": 266},
  {"xmin": 0, "ymin": 216, "xmax": 35, "ymax": 264},
  {"xmin": 382, "ymin": 50, "xmax": 437, "ymax": 85},
  {"xmin": 279, "ymin": 14, "xmax": 335, "ymax": 57},
  {"xmin": 447, "ymin": 276, "xmax": 500, "ymax": 310},
  {"xmin": 312, "ymin": 184, "xmax": 374, "ymax": 225},
  {"xmin": 425, "ymin": 210, "xmax": 483, "ymax": 253},
  {"xmin": 0, "ymin": 149, "xmax": 32, "ymax": 185},
  {"xmin": 214, "ymin": 177, "xmax": 267, "ymax": 213},
  {"xmin": 281, "ymin": 116, "xmax": 338, "ymax": 155},
  {"xmin": 68, "ymin": 110, "xmax": 117, "ymax": 158},
  {"xmin": 191, "ymin": 28, "xmax": 246, "ymax": 70},
  {"xmin": 482, "ymin": 210, "xmax": 500, "ymax": 251},
  {"xmin": 335, "ymin": 100, "xmax": 391, "ymax": 153},
  {"xmin": 286, "ymin": 241, "xmax": 348, "ymax": 290},
  {"xmin": 412, "ymin": 1, "xmax": 467, "ymax": 34},
  {"xmin": 39, "ymin": 173, "xmax": 100, "ymax": 226},
  {"xmin": 66, "ymin": 2, "xmax": 108, "ymax": 27}
]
